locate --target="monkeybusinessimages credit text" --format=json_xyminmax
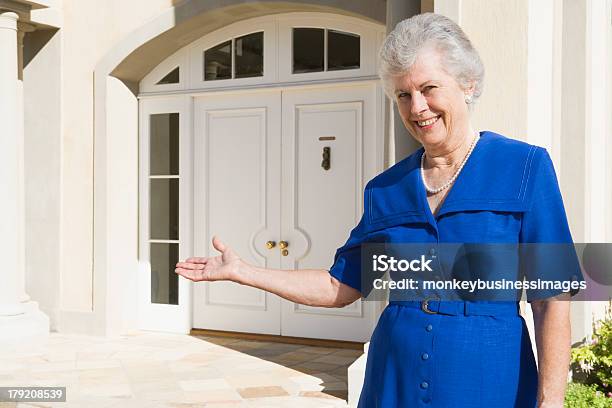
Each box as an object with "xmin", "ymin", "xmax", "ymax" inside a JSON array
[{"xmin": 370, "ymin": 254, "xmax": 586, "ymax": 293}]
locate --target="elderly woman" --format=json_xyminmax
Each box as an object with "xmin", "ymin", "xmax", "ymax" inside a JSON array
[{"xmin": 176, "ymin": 13, "xmax": 582, "ymax": 408}]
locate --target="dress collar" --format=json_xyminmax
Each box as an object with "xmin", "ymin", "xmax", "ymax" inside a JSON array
[{"xmin": 365, "ymin": 131, "xmax": 535, "ymax": 232}]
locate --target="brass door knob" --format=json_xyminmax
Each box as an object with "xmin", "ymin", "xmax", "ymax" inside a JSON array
[
  {"xmin": 279, "ymin": 241, "xmax": 288, "ymax": 249},
  {"xmin": 266, "ymin": 241, "xmax": 276, "ymax": 249}
]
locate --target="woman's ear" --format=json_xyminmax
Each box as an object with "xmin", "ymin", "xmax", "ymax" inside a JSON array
[
  {"xmin": 465, "ymin": 81, "xmax": 476, "ymax": 96},
  {"xmin": 463, "ymin": 82, "xmax": 476, "ymax": 104}
]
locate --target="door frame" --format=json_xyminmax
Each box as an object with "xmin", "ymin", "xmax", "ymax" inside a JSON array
[{"xmin": 137, "ymin": 79, "xmax": 387, "ymax": 336}]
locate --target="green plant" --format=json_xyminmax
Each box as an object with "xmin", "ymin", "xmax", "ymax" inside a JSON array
[
  {"xmin": 570, "ymin": 302, "xmax": 612, "ymax": 395},
  {"xmin": 564, "ymin": 383, "xmax": 612, "ymax": 408},
  {"xmin": 567, "ymin": 301, "xmax": 612, "ymax": 407}
]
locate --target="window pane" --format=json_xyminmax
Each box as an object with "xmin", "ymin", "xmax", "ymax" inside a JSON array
[
  {"xmin": 204, "ymin": 40, "xmax": 232, "ymax": 80},
  {"xmin": 150, "ymin": 243, "xmax": 179, "ymax": 305},
  {"xmin": 156, "ymin": 67, "xmax": 180, "ymax": 85},
  {"xmin": 150, "ymin": 113, "xmax": 179, "ymax": 175},
  {"xmin": 150, "ymin": 178, "xmax": 179, "ymax": 240},
  {"xmin": 328, "ymin": 30, "xmax": 360, "ymax": 71},
  {"xmin": 235, "ymin": 32, "xmax": 264, "ymax": 79},
  {"xmin": 292, "ymin": 28, "xmax": 324, "ymax": 74}
]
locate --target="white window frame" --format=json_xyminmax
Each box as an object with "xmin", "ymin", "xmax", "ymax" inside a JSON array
[
  {"xmin": 138, "ymin": 95, "xmax": 193, "ymax": 333},
  {"xmin": 188, "ymin": 19, "xmax": 277, "ymax": 90},
  {"xmin": 277, "ymin": 13, "xmax": 379, "ymax": 82},
  {"xmin": 140, "ymin": 49, "xmax": 190, "ymax": 93},
  {"xmin": 139, "ymin": 12, "xmax": 384, "ymax": 95}
]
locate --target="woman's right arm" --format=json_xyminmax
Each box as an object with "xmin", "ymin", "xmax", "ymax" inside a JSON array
[
  {"xmin": 175, "ymin": 235, "xmax": 361, "ymax": 308},
  {"xmin": 237, "ymin": 262, "xmax": 361, "ymax": 308}
]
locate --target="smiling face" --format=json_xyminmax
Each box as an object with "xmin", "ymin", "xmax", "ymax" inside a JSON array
[{"xmin": 392, "ymin": 47, "xmax": 474, "ymax": 151}]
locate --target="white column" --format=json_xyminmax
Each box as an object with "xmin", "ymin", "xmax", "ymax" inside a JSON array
[
  {"xmin": 16, "ymin": 22, "xmax": 35, "ymax": 304},
  {"xmin": 526, "ymin": 0, "xmax": 554, "ymax": 151},
  {"xmin": 0, "ymin": 10, "xmax": 49, "ymax": 351},
  {"xmin": 0, "ymin": 12, "xmax": 21, "ymax": 314}
]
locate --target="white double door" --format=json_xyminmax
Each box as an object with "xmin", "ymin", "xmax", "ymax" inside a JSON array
[{"xmin": 192, "ymin": 83, "xmax": 379, "ymax": 341}]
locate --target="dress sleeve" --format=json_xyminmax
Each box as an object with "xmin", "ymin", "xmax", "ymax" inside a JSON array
[
  {"xmin": 328, "ymin": 214, "xmax": 369, "ymax": 294},
  {"xmin": 328, "ymin": 183, "xmax": 386, "ymax": 295},
  {"xmin": 519, "ymin": 148, "xmax": 584, "ymax": 302}
]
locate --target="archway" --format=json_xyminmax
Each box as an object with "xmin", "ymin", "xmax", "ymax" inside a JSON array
[{"xmin": 93, "ymin": 0, "xmax": 386, "ymax": 336}]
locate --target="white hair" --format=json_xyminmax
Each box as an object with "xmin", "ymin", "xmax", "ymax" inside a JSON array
[{"xmin": 378, "ymin": 13, "xmax": 485, "ymax": 105}]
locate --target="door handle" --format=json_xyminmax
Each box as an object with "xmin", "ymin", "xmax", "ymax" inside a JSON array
[
  {"xmin": 279, "ymin": 241, "xmax": 289, "ymax": 256},
  {"xmin": 321, "ymin": 146, "xmax": 331, "ymax": 170}
]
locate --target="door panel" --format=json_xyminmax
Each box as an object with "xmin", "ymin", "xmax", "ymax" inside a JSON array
[
  {"xmin": 192, "ymin": 91, "xmax": 282, "ymax": 334},
  {"xmin": 192, "ymin": 84, "xmax": 379, "ymax": 341},
  {"xmin": 280, "ymin": 84, "xmax": 378, "ymax": 341}
]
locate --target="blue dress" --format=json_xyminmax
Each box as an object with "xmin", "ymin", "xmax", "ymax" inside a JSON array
[{"xmin": 328, "ymin": 131, "xmax": 584, "ymax": 407}]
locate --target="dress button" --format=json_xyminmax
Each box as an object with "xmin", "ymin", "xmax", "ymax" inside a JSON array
[
  {"xmin": 426, "ymin": 324, "xmax": 433, "ymax": 332},
  {"xmin": 429, "ymin": 247, "xmax": 436, "ymax": 256},
  {"xmin": 420, "ymin": 381, "xmax": 429, "ymax": 389},
  {"xmin": 421, "ymin": 353, "xmax": 429, "ymax": 360}
]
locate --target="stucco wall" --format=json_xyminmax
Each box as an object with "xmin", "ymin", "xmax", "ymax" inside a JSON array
[
  {"xmin": 59, "ymin": 0, "xmax": 183, "ymax": 313},
  {"xmin": 24, "ymin": 29, "xmax": 62, "ymax": 328},
  {"xmin": 461, "ymin": 0, "xmax": 529, "ymax": 140}
]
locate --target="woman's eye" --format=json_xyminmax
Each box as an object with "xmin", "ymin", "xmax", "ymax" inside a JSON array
[
  {"xmin": 398, "ymin": 92, "xmax": 410, "ymax": 99},
  {"xmin": 423, "ymin": 85, "xmax": 436, "ymax": 92}
]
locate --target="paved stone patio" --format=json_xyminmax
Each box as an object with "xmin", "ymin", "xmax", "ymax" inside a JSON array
[{"xmin": 0, "ymin": 331, "xmax": 361, "ymax": 407}]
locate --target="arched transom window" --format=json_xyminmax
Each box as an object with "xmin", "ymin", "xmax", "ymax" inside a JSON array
[{"xmin": 140, "ymin": 13, "xmax": 385, "ymax": 93}]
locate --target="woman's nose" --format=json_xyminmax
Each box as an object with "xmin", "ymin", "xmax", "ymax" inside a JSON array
[{"xmin": 410, "ymin": 92, "xmax": 428, "ymax": 116}]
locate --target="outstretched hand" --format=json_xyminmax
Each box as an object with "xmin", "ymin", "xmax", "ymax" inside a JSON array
[{"xmin": 175, "ymin": 235, "xmax": 242, "ymax": 282}]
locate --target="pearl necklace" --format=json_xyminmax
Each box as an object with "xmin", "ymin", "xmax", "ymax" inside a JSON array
[{"xmin": 420, "ymin": 132, "xmax": 480, "ymax": 194}]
